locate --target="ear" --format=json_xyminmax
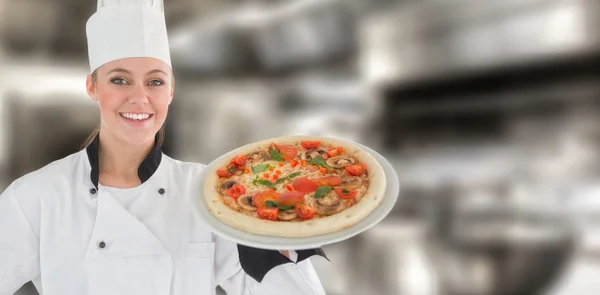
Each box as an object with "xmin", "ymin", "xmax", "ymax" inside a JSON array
[{"xmin": 86, "ymin": 74, "xmax": 98, "ymax": 102}]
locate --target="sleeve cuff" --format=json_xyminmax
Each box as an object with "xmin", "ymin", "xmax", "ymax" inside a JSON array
[{"xmin": 237, "ymin": 245, "xmax": 328, "ymax": 283}]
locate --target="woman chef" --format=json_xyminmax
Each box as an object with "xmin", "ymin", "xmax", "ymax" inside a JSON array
[{"xmin": 0, "ymin": 0, "xmax": 327, "ymax": 294}]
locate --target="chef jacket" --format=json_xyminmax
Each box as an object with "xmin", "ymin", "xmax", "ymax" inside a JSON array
[{"xmin": 0, "ymin": 135, "xmax": 328, "ymax": 295}]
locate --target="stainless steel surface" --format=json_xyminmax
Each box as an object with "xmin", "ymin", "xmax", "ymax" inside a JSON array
[
  {"xmin": 361, "ymin": 0, "xmax": 600, "ymax": 87},
  {"xmin": 424, "ymin": 181, "xmax": 576, "ymax": 295}
]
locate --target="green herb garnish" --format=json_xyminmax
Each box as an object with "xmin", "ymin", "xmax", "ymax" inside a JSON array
[
  {"xmin": 275, "ymin": 171, "xmax": 302, "ymax": 184},
  {"xmin": 253, "ymin": 176, "xmax": 274, "ymax": 188},
  {"xmin": 265, "ymin": 201, "xmax": 295, "ymax": 210},
  {"xmin": 314, "ymin": 186, "xmax": 331, "ymax": 198},
  {"xmin": 309, "ymin": 157, "xmax": 332, "ymax": 172},
  {"xmin": 342, "ymin": 189, "xmax": 350, "ymax": 194},
  {"xmin": 278, "ymin": 204, "xmax": 296, "ymax": 211},
  {"xmin": 251, "ymin": 164, "xmax": 272, "ymax": 173},
  {"xmin": 256, "ymin": 179, "xmax": 274, "ymax": 188},
  {"xmin": 287, "ymin": 171, "xmax": 302, "ymax": 179},
  {"xmin": 227, "ymin": 165, "xmax": 236, "ymax": 174},
  {"xmin": 269, "ymin": 148, "xmax": 284, "ymax": 162}
]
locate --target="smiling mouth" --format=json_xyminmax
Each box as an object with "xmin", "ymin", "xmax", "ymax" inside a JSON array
[{"xmin": 119, "ymin": 112, "xmax": 154, "ymax": 121}]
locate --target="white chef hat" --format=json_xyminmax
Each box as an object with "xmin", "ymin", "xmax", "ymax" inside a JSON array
[{"xmin": 85, "ymin": 0, "xmax": 171, "ymax": 73}]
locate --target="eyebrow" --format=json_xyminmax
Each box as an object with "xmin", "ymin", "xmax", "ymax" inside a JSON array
[{"xmin": 106, "ymin": 68, "xmax": 168, "ymax": 76}]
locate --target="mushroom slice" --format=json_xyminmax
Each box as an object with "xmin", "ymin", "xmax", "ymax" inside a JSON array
[
  {"xmin": 339, "ymin": 175, "xmax": 363, "ymax": 190},
  {"xmin": 237, "ymin": 195, "xmax": 257, "ymax": 211},
  {"xmin": 326, "ymin": 156, "xmax": 357, "ymax": 169},
  {"xmin": 219, "ymin": 180, "xmax": 238, "ymax": 195},
  {"xmin": 300, "ymin": 148, "xmax": 328, "ymax": 161},
  {"xmin": 246, "ymin": 150, "xmax": 271, "ymax": 164},
  {"xmin": 311, "ymin": 193, "xmax": 344, "ymax": 216},
  {"xmin": 278, "ymin": 209, "xmax": 298, "ymax": 221}
]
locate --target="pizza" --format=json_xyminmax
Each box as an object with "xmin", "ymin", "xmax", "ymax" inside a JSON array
[{"xmin": 202, "ymin": 136, "xmax": 387, "ymax": 238}]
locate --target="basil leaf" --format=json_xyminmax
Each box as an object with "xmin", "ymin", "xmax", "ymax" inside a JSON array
[
  {"xmin": 314, "ymin": 186, "xmax": 331, "ymax": 198},
  {"xmin": 278, "ymin": 204, "xmax": 296, "ymax": 211},
  {"xmin": 265, "ymin": 200, "xmax": 278, "ymax": 208},
  {"xmin": 309, "ymin": 157, "xmax": 332, "ymax": 171},
  {"xmin": 251, "ymin": 164, "xmax": 271, "ymax": 173},
  {"xmin": 342, "ymin": 189, "xmax": 350, "ymax": 194},
  {"xmin": 254, "ymin": 179, "xmax": 274, "ymax": 188},
  {"xmin": 252, "ymin": 176, "xmax": 274, "ymax": 188},
  {"xmin": 227, "ymin": 165, "xmax": 235, "ymax": 173},
  {"xmin": 308, "ymin": 157, "xmax": 326, "ymax": 166},
  {"xmin": 274, "ymin": 171, "xmax": 303, "ymax": 184},
  {"xmin": 227, "ymin": 165, "xmax": 236, "ymax": 174},
  {"xmin": 269, "ymin": 148, "xmax": 284, "ymax": 162},
  {"xmin": 287, "ymin": 172, "xmax": 302, "ymax": 179}
]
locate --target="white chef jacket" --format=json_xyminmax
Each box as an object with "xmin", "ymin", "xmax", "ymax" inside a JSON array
[{"xmin": 0, "ymin": 135, "xmax": 327, "ymax": 295}]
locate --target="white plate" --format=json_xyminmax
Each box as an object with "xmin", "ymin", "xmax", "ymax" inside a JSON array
[{"xmin": 191, "ymin": 142, "xmax": 400, "ymax": 250}]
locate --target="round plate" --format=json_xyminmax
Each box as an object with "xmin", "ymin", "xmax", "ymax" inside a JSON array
[{"xmin": 191, "ymin": 141, "xmax": 400, "ymax": 250}]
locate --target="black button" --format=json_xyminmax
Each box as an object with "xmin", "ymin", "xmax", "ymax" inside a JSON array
[
  {"xmin": 98, "ymin": 241, "xmax": 106, "ymax": 249},
  {"xmin": 90, "ymin": 188, "xmax": 97, "ymax": 194},
  {"xmin": 158, "ymin": 188, "xmax": 165, "ymax": 195}
]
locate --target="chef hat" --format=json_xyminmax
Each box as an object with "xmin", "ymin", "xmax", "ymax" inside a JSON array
[{"xmin": 85, "ymin": 0, "xmax": 171, "ymax": 73}]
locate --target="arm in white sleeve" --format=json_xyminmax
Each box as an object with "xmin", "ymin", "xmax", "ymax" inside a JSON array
[
  {"xmin": 213, "ymin": 235, "xmax": 327, "ymax": 295},
  {"xmin": 0, "ymin": 182, "xmax": 40, "ymax": 295}
]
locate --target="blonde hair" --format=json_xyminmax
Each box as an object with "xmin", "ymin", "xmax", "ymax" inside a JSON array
[{"xmin": 81, "ymin": 69, "xmax": 166, "ymax": 149}]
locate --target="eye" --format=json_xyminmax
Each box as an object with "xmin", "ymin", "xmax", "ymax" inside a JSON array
[
  {"xmin": 148, "ymin": 79, "xmax": 164, "ymax": 86},
  {"xmin": 111, "ymin": 78, "xmax": 128, "ymax": 85}
]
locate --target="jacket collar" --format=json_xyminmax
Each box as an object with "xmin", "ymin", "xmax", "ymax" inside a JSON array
[{"xmin": 85, "ymin": 133, "xmax": 162, "ymax": 190}]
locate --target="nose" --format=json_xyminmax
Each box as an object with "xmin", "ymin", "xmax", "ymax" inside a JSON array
[{"xmin": 128, "ymin": 83, "xmax": 149, "ymax": 104}]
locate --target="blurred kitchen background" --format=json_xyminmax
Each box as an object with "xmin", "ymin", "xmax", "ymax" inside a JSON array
[{"xmin": 2, "ymin": 0, "xmax": 600, "ymax": 294}]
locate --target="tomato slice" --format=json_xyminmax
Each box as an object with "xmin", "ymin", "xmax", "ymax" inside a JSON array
[
  {"xmin": 278, "ymin": 191, "xmax": 305, "ymax": 206},
  {"xmin": 277, "ymin": 144, "xmax": 298, "ymax": 161},
  {"xmin": 345, "ymin": 163, "xmax": 366, "ymax": 176},
  {"xmin": 292, "ymin": 177, "xmax": 318, "ymax": 193},
  {"xmin": 326, "ymin": 147, "xmax": 343, "ymax": 157},
  {"xmin": 226, "ymin": 184, "xmax": 246, "ymax": 199},
  {"xmin": 334, "ymin": 188, "xmax": 357, "ymax": 199},
  {"xmin": 231, "ymin": 154, "xmax": 246, "ymax": 166},
  {"xmin": 257, "ymin": 207, "xmax": 279, "ymax": 221},
  {"xmin": 216, "ymin": 168, "xmax": 230, "ymax": 177},
  {"xmin": 217, "ymin": 165, "xmax": 235, "ymax": 177},
  {"xmin": 301, "ymin": 140, "xmax": 321, "ymax": 149},
  {"xmin": 296, "ymin": 203, "xmax": 316, "ymax": 220},
  {"xmin": 252, "ymin": 191, "xmax": 280, "ymax": 208},
  {"xmin": 313, "ymin": 176, "xmax": 342, "ymax": 187}
]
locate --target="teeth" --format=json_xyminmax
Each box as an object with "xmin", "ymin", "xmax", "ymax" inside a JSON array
[{"xmin": 121, "ymin": 113, "xmax": 150, "ymax": 120}]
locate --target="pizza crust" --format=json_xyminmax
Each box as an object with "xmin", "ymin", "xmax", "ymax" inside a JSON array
[{"xmin": 202, "ymin": 136, "xmax": 387, "ymax": 238}]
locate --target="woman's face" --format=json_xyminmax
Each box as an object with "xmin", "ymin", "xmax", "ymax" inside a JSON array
[{"xmin": 86, "ymin": 57, "xmax": 174, "ymax": 146}]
